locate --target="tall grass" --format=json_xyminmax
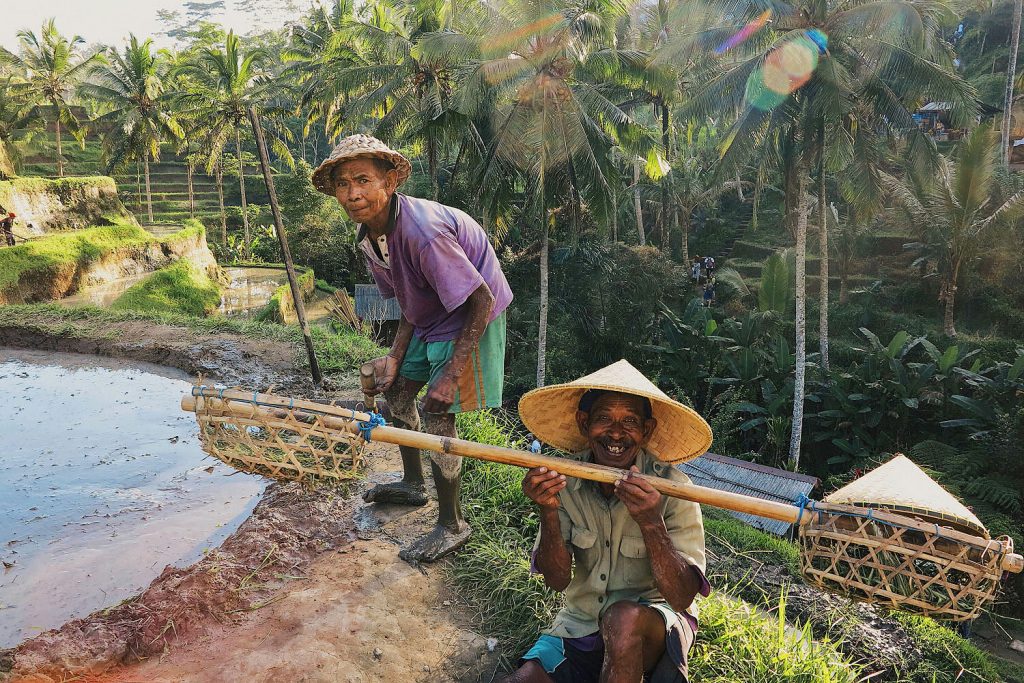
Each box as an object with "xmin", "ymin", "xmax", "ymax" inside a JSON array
[
  {"xmin": 0, "ymin": 302, "xmax": 384, "ymax": 374},
  {"xmin": 0, "ymin": 223, "xmax": 154, "ymax": 293},
  {"xmin": 111, "ymin": 259, "xmax": 222, "ymax": 316}
]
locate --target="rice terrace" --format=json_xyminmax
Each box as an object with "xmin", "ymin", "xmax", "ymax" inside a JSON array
[{"xmin": 1, "ymin": 0, "xmax": 1024, "ymax": 681}]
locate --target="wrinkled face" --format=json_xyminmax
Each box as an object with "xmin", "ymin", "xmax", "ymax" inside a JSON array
[
  {"xmin": 332, "ymin": 157, "xmax": 397, "ymax": 226},
  {"xmin": 576, "ymin": 392, "xmax": 656, "ymax": 469}
]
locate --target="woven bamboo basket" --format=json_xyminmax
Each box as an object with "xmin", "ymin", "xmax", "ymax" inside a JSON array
[
  {"xmin": 190, "ymin": 386, "xmax": 367, "ymax": 485},
  {"xmin": 799, "ymin": 501, "xmax": 1013, "ymax": 621},
  {"xmin": 182, "ymin": 386, "xmax": 1022, "ymax": 619}
]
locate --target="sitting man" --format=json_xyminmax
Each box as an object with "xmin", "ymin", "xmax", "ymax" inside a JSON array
[{"xmin": 506, "ymin": 359, "xmax": 713, "ymax": 683}]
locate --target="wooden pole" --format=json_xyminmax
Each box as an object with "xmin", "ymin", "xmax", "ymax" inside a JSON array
[
  {"xmin": 181, "ymin": 387, "xmax": 1024, "ymax": 574},
  {"xmin": 247, "ymin": 106, "xmax": 322, "ymax": 388}
]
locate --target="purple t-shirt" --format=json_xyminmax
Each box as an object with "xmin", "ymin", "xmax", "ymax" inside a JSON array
[{"xmin": 358, "ymin": 194, "xmax": 513, "ymax": 342}]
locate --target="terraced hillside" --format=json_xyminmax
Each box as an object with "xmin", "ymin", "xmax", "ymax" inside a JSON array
[{"xmin": 13, "ymin": 109, "xmax": 270, "ymax": 226}]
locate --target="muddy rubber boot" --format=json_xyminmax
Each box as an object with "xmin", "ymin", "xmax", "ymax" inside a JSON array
[
  {"xmin": 363, "ymin": 378, "xmax": 428, "ymax": 506},
  {"xmin": 399, "ymin": 453, "xmax": 471, "ymax": 563}
]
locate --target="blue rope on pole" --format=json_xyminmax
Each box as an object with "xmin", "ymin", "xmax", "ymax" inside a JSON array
[
  {"xmin": 794, "ymin": 492, "xmax": 812, "ymax": 526},
  {"xmin": 358, "ymin": 412, "xmax": 387, "ymax": 441}
]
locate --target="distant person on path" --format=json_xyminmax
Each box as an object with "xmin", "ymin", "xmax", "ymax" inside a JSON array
[
  {"xmin": 689, "ymin": 258, "xmax": 701, "ymax": 285},
  {"xmin": 312, "ymin": 134, "xmax": 513, "ymax": 562},
  {"xmin": 704, "ymin": 255, "xmax": 716, "ymax": 279},
  {"xmin": 702, "ymin": 278, "xmax": 716, "ymax": 308},
  {"xmin": 529, "ymin": 433, "xmax": 542, "ymax": 454},
  {"xmin": 1, "ymin": 211, "xmax": 16, "ymax": 247},
  {"xmin": 504, "ymin": 360, "xmax": 712, "ymax": 683}
]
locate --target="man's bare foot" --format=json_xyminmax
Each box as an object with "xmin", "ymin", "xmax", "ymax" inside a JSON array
[
  {"xmin": 362, "ymin": 481, "xmax": 428, "ymax": 506},
  {"xmin": 399, "ymin": 522, "xmax": 473, "ymax": 563}
]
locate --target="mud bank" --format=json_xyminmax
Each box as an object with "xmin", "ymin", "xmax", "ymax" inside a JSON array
[
  {"xmin": 0, "ymin": 307, "xmax": 310, "ymax": 394},
  {"xmin": 0, "ymin": 177, "xmax": 136, "ymax": 234},
  {"xmin": 1, "ymin": 484, "xmax": 355, "ymax": 681},
  {"xmin": 1, "ymin": 223, "xmax": 218, "ymax": 305}
]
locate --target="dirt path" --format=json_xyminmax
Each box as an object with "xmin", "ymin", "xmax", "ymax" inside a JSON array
[{"xmin": 3, "ymin": 439, "xmax": 500, "ymax": 683}]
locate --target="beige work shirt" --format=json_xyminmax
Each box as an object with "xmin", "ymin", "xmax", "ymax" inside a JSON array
[{"xmin": 533, "ymin": 448, "xmax": 708, "ymax": 638}]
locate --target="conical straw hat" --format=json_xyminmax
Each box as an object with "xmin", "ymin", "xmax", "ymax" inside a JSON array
[
  {"xmin": 312, "ymin": 134, "xmax": 412, "ymax": 195},
  {"xmin": 518, "ymin": 359, "xmax": 713, "ymax": 464},
  {"xmin": 824, "ymin": 454, "xmax": 988, "ymax": 537}
]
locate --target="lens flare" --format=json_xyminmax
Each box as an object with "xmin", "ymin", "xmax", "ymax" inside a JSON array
[
  {"xmin": 714, "ymin": 10, "xmax": 772, "ymax": 55},
  {"xmin": 744, "ymin": 30, "xmax": 827, "ymax": 111}
]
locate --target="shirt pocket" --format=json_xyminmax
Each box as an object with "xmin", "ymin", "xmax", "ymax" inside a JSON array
[
  {"xmin": 617, "ymin": 535, "xmax": 654, "ymax": 589},
  {"xmin": 570, "ymin": 526, "xmax": 598, "ymax": 568}
]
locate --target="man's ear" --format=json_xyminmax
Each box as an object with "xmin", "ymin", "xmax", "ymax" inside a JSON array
[
  {"xmin": 641, "ymin": 417, "xmax": 658, "ymax": 444},
  {"xmin": 384, "ymin": 168, "xmax": 399, "ymax": 192},
  {"xmin": 575, "ymin": 410, "xmax": 589, "ymax": 437}
]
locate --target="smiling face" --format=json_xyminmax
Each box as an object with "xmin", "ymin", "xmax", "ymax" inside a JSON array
[
  {"xmin": 576, "ymin": 392, "xmax": 657, "ymax": 469},
  {"xmin": 332, "ymin": 157, "xmax": 398, "ymax": 231}
]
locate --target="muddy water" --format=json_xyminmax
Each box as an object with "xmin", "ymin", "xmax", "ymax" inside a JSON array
[
  {"xmin": 0, "ymin": 349, "xmax": 265, "ymax": 648},
  {"xmin": 218, "ymin": 266, "xmax": 287, "ymax": 316},
  {"xmin": 58, "ymin": 271, "xmax": 153, "ymax": 308}
]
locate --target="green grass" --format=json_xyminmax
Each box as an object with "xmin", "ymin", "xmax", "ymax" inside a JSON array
[
  {"xmin": 110, "ymin": 260, "xmax": 222, "ymax": 317},
  {"xmin": 890, "ymin": 611, "xmax": 1018, "ymax": 683},
  {"xmin": 0, "ymin": 302, "xmax": 384, "ymax": 375},
  {"xmin": 702, "ymin": 507, "xmax": 801, "ymax": 575},
  {"xmin": 0, "ymin": 223, "xmax": 154, "ymax": 296}
]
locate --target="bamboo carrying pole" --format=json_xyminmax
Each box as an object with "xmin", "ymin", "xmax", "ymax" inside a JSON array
[
  {"xmin": 247, "ymin": 106, "xmax": 323, "ymax": 387},
  {"xmin": 181, "ymin": 387, "xmax": 1024, "ymax": 574}
]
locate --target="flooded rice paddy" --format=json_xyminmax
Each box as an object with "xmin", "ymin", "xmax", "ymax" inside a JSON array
[{"xmin": 0, "ymin": 348, "xmax": 265, "ymax": 648}]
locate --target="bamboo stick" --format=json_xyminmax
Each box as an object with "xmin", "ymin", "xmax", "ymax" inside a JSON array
[{"xmin": 181, "ymin": 387, "xmax": 1023, "ymax": 574}]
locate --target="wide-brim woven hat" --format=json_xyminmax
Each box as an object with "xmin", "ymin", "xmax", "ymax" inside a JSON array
[
  {"xmin": 518, "ymin": 359, "xmax": 713, "ymax": 464},
  {"xmin": 311, "ymin": 134, "xmax": 412, "ymax": 196},
  {"xmin": 825, "ymin": 454, "xmax": 988, "ymax": 537}
]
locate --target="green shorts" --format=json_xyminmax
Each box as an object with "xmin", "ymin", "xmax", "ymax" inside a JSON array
[{"xmin": 399, "ymin": 312, "xmax": 506, "ymax": 413}]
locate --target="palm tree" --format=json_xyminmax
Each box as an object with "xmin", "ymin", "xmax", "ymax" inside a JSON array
[
  {"xmin": 456, "ymin": 0, "xmax": 647, "ymax": 386},
  {"xmin": 889, "ymin": 126, "xmax": 1024, "ymax": 337},
  {"xmin": 1001, "ymin": 0, "xmax": 1022, "ymax": 166},
  {"xmin": 318, "ymin": 0, "xmax": 470, "ymax": 201},
  {"xmin": 81, "ymin": 36, "xmax": 182, "ymax": 223},
  {"xmin": 677, "ymin": 0, "xmax": 972, "ymax": 469},
  {"xmin": 0, "ymin": 76, "xmax": 42, "ymax": 179},
  {"xmin": 0, "ymin": 20, "xmax": 101, "ymax": 177},
  {"xmin": 174, "ymin": 31, "xmax": 270, "ymax": 256}
]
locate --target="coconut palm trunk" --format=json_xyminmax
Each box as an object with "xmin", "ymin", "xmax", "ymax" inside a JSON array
[
  {"xmin": 53, "ymin": 116, "xmax": 63, "ymax": 177},
  {"xmin": 660, "ymin": 102, "xmax": 671, "ymax": 250},
  {"xmin": 941, "ymin": 260, "xmax": 961, "ymax": 337},
  {"xmin": 818, "ymin": 165, "xmax": 829, "ymax": 372},
  {"xmin": 187, "ymin": 161, "xmax": 195, "ymax": 219},
  {"xmin": 680, "ymin": 206, "xmax": 690, "ymax": 266},
  {"xmin": 789, "ymin": 167, "xmax": 808, "ymax": 470},
  {"xmin": 428, "ymin": 134, "xmax": 439, "ymax": 201},
  {"xmin": 1001, "ymin": 0, "xmax": 1022, "ymax": 166},
  {"xmin": 633, "ymin": 158, "xmax": 645, "ymax": 245},
  {"xmin": 144, "ymin": 150, "xmax": 154, "ymax": 223},
  {"xmin": 537, "ymin": 202, "xmax": 550, "ymax": 388},
  {"xmin": 216, "ymin": 161, "xmax": 227, "ymax": 246},
  {"xmin": 236, "ymin": 127, "xmax": 250, "ymax": 259}
]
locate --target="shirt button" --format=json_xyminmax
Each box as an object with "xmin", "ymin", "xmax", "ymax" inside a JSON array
[
  {"xmin": 598, "ymin": 596, "xmax": 604, "ymax": 603},
  {"xmin": 600, "ymin": 574, "xmax": 606, "ymax": 581},
  {"xmin": 605, "ymin": 540, "xmax": 610, "ymax": 547}
]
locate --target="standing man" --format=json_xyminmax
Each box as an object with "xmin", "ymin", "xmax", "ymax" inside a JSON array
[{"xmin": 312, "ymin": 135, "xmax": 513, "ymax": 562}]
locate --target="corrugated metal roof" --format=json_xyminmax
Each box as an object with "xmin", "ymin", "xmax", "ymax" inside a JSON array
[
  {"xmin": 678, "ymin": 453, "xmax": 818, "ymax": 536},
  {"xmin": 918, "ymin": 102, "xmax": 952, "ymax": 112},
  {"xmin": 355, "ymin": 284, "xmax": 402, "ymax": 320}
]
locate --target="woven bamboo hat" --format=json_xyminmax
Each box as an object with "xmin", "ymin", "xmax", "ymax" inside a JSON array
[
  {"xmin": 518, "ymin": 359, "xmax": 713, "ymax": 464},
  {"xmin": 312, "ymin": 134, "xmax": 412, "ymax": 196},
  {"xmin": 824, "ymin": 454, "xmax": 988, "ymax": 537}
]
